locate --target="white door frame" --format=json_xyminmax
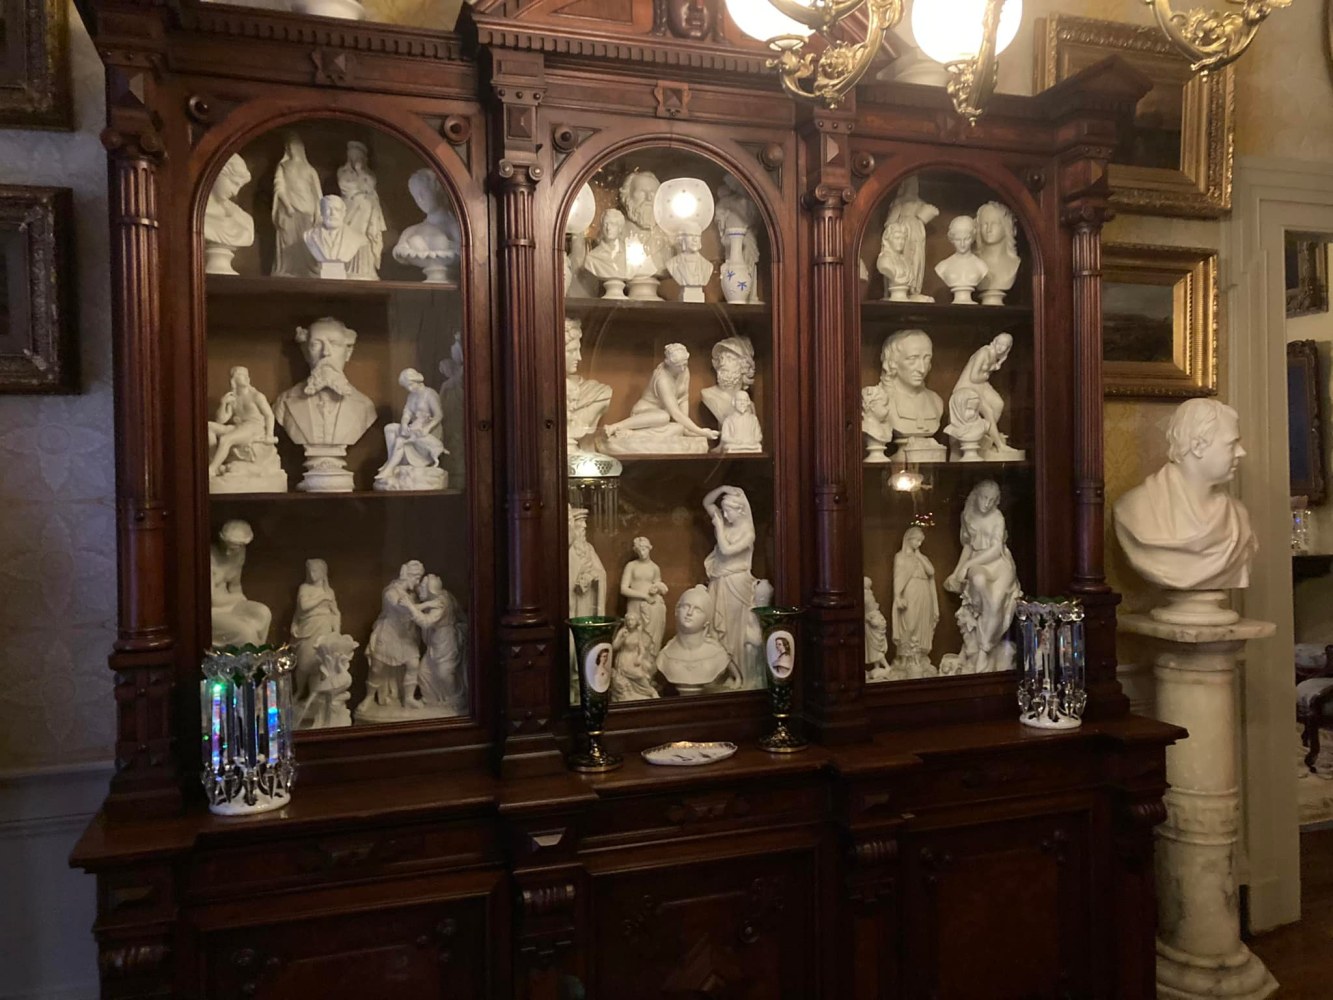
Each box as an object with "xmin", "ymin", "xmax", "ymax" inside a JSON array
[{"xmin": 1225, "ymin": 155, "xmax": 1333, "ymax": 931}]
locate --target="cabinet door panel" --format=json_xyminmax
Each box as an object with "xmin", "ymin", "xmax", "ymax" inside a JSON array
[
  {"xmin": 592, "ymin": 850, "xmax": 817, "ymax": 999},
  {"xmin": 903, "ymin": 811, "xmax": 1091, "ymax": 1000},
  {"xmin": 203, "ymin": 897, "xmax": 488, "ymax": 1000}
]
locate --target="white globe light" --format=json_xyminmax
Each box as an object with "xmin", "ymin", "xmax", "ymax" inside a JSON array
[
  {"xmin": 724, "ymin": 0, "xmax": 814, "ymax": 43},
  {"xmin": 910, "ymin": 0, "xmax": 1022, "ymax": 66},
  {"xmin": 669, "ymin": 190, "xmax": 699, "ymax": 221},
  {"xmin": 565, "ymin": 184, "xmax": 596, "ymax": 235}
]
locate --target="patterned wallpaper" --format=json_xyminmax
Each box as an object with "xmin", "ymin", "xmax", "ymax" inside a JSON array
[{"xmin": 0, "ymin": 10, "xmax": 116, "ymax": 770}]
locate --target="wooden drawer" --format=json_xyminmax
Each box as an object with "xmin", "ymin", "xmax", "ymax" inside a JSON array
[
  {"xmin": 894, "ymin": 749, "xmax": 1099, "ymax": 813},
  {"xmin": 188, "ymin": 818, "xmax": 496, "ymax": 899}
]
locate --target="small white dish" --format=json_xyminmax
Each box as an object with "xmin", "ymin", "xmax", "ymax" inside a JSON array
[{"xmin": 641, "ymin": 741, "xmax": 738, "ymax": 767}]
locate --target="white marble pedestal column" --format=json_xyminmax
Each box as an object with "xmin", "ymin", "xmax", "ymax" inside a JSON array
[{"xmin": 1118, "ymin": 613, "xmax": 1278, "ymax": 1000}]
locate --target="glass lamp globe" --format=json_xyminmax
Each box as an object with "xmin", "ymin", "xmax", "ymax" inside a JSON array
[
  {"xmin": 723, "ymin": 0, "xmax": 814, "ymax": 43},
  {"xmin": 565, "ymin": 184, "xmax": 596, "ymax": 236},
  {"xmin": 652, "ymin": 177, "xmax": 715, "ymax": 237},
  {"xmin": 910, "ymin": 0, "xmax": 1022, "ymax": 65}
]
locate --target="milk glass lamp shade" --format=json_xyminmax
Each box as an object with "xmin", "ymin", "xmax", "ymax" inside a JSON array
[
  {"xmin": 724, "ymin": 0, "xmax": 814, "ymax": 42},
  {"xmin": 566, "ymin": 183, "xmax": 596, "ymax": 236},
  {"xmin": 910, "ymin": 0, "xmax": 1022, "ymax": 64},
  {"xmin": 653, "ymin": 178, "xmax": 715, "ymax": 237}
]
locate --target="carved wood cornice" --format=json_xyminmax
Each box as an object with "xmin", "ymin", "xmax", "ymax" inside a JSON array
[{"xmin": 174, "ymin": 6, "xmax": 465, "ymax": 61}]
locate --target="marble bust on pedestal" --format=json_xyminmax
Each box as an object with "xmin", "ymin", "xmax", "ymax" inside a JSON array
[
  {"xmin": 204, "ymin": 154, "xmax": 255, "ymax": 276},
  {"xmin": 974, "ymin": 201, "xmax": 1020, "ymax": 305},
  {"xmin": 1113, "ymin": 398, "xmax": 1258, "ymax": 624},
  {"xmin": 304, "ymin": 195, "xmax": 369, "ymax": 280},
  {"xmin": 656, "ymin": 585, "xmax": 733, "ymax": 695},
  {"xmin": 934, "ymin": 216, "xmax": 988, "ymax": 305},
  {"xmin": 861, "ymin": 329, "xmax": 946, "ymax": 463}
]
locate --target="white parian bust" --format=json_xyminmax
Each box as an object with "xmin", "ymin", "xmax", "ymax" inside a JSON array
[{"xmin": 1113, "ymin": 398, "xmax": 1258, "ymax": 597}]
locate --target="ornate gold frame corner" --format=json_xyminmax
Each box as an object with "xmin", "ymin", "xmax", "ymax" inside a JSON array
[
  {"xmin": 0, "ymin": 0, "xmax": 72, "ymax": 130},
  {"xmin": 1035, "ymin": 15, "xmax": 1233, "ymax": 218},
  {"xmin": 1102, "ymin": 242, "xmax": 1218, "ymax": 399}
]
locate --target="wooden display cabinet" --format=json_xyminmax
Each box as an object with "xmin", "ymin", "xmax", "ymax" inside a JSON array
[{"xmin": 69, "ymin": 1, "xmax": 1179, "ymax": 996}]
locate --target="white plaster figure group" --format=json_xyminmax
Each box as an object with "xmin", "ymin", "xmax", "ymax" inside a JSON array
[
  {"xmin": 1113, "ymin": 398, "xmax": 1258, "ymax": 624},
  {"xmin": 356, "ymin": 560, "xmax": 467, "ymax": 723},
  {"xmin": 704, "ymin": 336, "xmax": 763, "ymax": 454},
  {"xmin": 290, "ymin": 559, "xmax": 359, "ymax": 730},
  {"xmin": 210, "ymin": 520, "xmax": 272, "ymax": 648},
  {"xmin": 874, "ymin": 180, "xmax": 1020, "ymax": 306}
]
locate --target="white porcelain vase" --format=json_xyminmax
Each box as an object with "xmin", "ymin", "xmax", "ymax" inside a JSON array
[{"xmin": 719, "ymin": 229, "xmax": 754, "ymax": 305}]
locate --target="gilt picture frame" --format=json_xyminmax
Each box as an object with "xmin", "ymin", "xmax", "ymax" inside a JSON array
[
  {"xmin": 1288, "ymin": 340, "xmax": 1327, "ymax": 506},
  {"xmin": 1102, "ymin": 243, "xmax": 1217, "ymax": 399},
  {"xmin": 1035, "ymin": 15, "xmax": 1233, "ymax": 218},
  {"xmin": 0, "ymin": 0, "xmax": 72, "ymax": 130},
  {"xmin": 1285, "ymin": 236, "xmax": 1328, "ymax": 319},
  {"xmin": 0, "ymin": 186, "xmax": 77, "ymax": 393}
]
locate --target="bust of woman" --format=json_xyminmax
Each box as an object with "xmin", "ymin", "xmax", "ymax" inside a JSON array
[
  {"xmin": 934, "ymin": 216, "xmax": 988, "ymax": 305},
  {"xmin": 974, "ymin": 201, "xmax": 1020, "ymax": 305},
  {"xmin": 657, "ymin": 586, "xmax": 733, "ymax": 695}
]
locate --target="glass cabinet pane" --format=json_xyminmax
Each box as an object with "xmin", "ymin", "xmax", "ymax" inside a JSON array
[
  {"xmin": 561, "ymin": 148, "xmax": 776, "ymax": 703},
  {"xmin": 857, "ymin": 171, "xmax": 1036, "ymax": 685},
  {"xmin": 202, "ymin": 120, "xmax": 471, "ymax": 731}
]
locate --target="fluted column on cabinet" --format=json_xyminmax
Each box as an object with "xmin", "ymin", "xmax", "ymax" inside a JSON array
[
  {"xmin": 101, "ymin": 75, "xmax": 180, "ymax": 818},
  {"xmin": 489, "ymin": 51, "xmax": 563, "ymax": 776},
  {"xmin": 801, "ymin": 108, "xmax": 868, "ymax": 744},
  {"xmin": 1062, "ymin": 194, "xmax": 1127, "ymax": 718}
]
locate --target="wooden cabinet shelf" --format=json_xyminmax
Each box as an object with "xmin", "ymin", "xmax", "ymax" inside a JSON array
[
  {"xmin": 860, "ymin": 300, "xmax": 1034, "ymax": 327},
  {"xmin": 210, "ymin": 489, "xmax": 465, "ymax": 502},
  {"xmin": 207, "ymin": 274, "xmax": 459, "ymax": 299}
]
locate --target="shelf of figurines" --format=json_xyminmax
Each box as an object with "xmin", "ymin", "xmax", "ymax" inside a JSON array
[
  {"xmin": 565, "ymin": 298, "xmax": 768, "ymax": 322},
  {"xmin": 859, "ymin": 300, "xmax": 1033, "ymax": 328},
  {"xmin": 207, "ymin": 274, "xmax": 459, "ymax": 299},
  {"xmin": 212, "ymin": 488, "xmax": 465, "ymax": 502}
]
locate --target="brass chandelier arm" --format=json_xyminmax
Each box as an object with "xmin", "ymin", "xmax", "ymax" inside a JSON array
[
  {"xmin": 944, "ymin": 0, "xmax": 1004, "ymax": 125},
  {"xmin": 766, "ymin": 0, "xmax": 869, "ymax": 30},
  {"xmin": 1143, "ymin": 0, "xmax": 1291, "ymax": 73},
  {"xmin": 767, "ymin": 0, "xmax": 905, "ymax": 107}
]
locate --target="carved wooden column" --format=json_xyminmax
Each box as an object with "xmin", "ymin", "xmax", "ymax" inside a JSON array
[
  {"xmin": 101, "ymin": 66, "xmax": 180, "ymax": 819},
  {"xmin": 488, "ymin": 50, "xmax": 564, "ymax": 776},
  {"xmin": 801, "ymin": 107, "xmax": 869, "ymax": 745},
  {"xmin": 1062, "ymin": 181, "xmax": 1128, "ymax": 719}
]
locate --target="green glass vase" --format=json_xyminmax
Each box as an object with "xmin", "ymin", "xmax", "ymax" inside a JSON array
[
  {"xmin": 752, "ymin": 606, "xmax": 808, "ymax": 753},
  {"xmin": 566, "ymin": 615, "xmax": 624, "ymax": 772}
]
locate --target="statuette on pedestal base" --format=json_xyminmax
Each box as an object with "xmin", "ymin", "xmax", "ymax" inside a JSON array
[
  {"xmin": 603, "ymin": 343, "xmax": 718, "ymax": 455},
  {"xmin": 374, "ymin": 367, "xmax": 448, "ymax": 492},
  {"xmin": 207, "ymin": 366, "xmax": 286, "ymax": 494}
]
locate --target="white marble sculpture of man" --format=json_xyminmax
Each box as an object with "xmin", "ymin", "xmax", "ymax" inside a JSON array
[
  {"xmin": 952, "ymin": 332, "xmax": 1024, "ymax": 461},
  {"xmin": 207, "ymin": 366, "xmax": 285, "ymax": 492},
  {"xmin": 703, "ymin": 484, "xmax": 759, "ymax": 682},
  {"xmin": 337, "ymin": 140, "xmax": 386, "ymax": 279},
  {"xmin": 210, "ymin": 519, "xmax": 271, "ymax": 648},
  {"xmin": 204, "ymin": 154, "xmax": 255, "ymax": 276},
  {"xmin": 271, "ymin": 134, "xmax": 324, "ymax": 278},
  {"xmin": 568, "ymin": 505, "xmax": 607, "ymax": 618},
  {"xmin": 666, "ymin": 228, "xmax": 713, "ymax": 302},
  {"xmin": 719, "ymin": 391, "xmax": 763, "ymax": 454},
  {"xmin": 582, "ymin": 208, "xmax": 636, "ymax": 297},
  {"xmin": 702, "ymin": 335, "xmax": 757, "ymax": 427},
  {"xmin": 657, "ymin": 585, "xmax": 734, "ymax": 694},
  {"xmin": 274, "ymin": 317, "xmax": 378, "ymax": 491},
  {"xmin": 877, "ymin": 220, "xmax": 914, "ymax": 301},
  {"xmin": 714, "ymin": 174, "xmax": 761, "ymax": 303},
  {"xmin": 620, "ymin": 170, "xmax": 672, "ymax": 274},
  {"xmin": 885, "ymin": 177, "xmax": 939, "ymax": 302},
  {"xmin": 861, "ymin": 329, "xmax": 946, "ymax": 463},
  {"xmin": 944, "ymin": 480, "xmax": 1020, "ymax": 673},
  {"xmin": 864, "ymin": 577, "xmax": 891, "ymax": 680},
  {"xmin": 290, "ymin": 558, "xmax": 341, "ymax": 703},
  {"xmin": 375, "ymin": 368, "xmax": 447, "ymax": 491},
  {"xmin": 358, "ymin": 560, "xmax": 430, "ymax": 719},
  {"xmin": 935, "ymin": 216, "xmax": 989, "ymax": 305},
  {"xmin": 297, "ymin": 633, "xmax": 357, "ymax": 730},
  {"xmin": 1113, "ymin": 398, "xmax": 1258, "ymax": 624},
  {"xmin": 304, "ymin": 195, "xmax": 369, "ymax": 280},
  {"xmin": 603, "ymin": 343, "xmax": 719, "ymax": 454},
  {"xmin": 620, "ymin": 536, "xmax": 668, "ymax": 652},
  {"xmin": 393, "ymin": 168, "xmax": 458, "ymax": 283},
  {"xmin": 974, "ymin": 201, "xmax": 1020, "ymax": 305},
  {"xmin": 891, "ymin": 525, "xmax": 939, "ymax": 678},
  {"xmin": 565, "ymin": 317, "xmax": 614, "ymax": 457},
  {"xmin": 416, "ymin": 575, "xmax": 467, "ymax": 712}
]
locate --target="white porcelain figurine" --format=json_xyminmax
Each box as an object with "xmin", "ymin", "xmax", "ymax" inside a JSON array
[
  {"xmin": 861, "ymin": 329, "xmax": 946, "ymax": 463},
  {"xmin": 565, "ymin": 317, "xmax": 615, "ymax": 460},
  {"xmin": 336, "ymin": 140, "xmax": 386, "ymax": 279},
  {"xmin": 290, "ymin": 558, "xmax": 342, "ymax": 704},
  {"xmin": 943, "ymin": 480, "xmax": 1020, "ymax": 674},
  {"xmin": 620, "ymin": 536, "xmax": 668, "ymax": 653},
  {"xmin": 583, "ymin": 208, "xmax": 648, "ymax": 299},
  {"xmin": 375, "ymin": 368, "xmax": 447, "ymax": 492},
  {"xmin": 568, "ymin": 505, "xmax": 607, "ymax": 619},
  {"xmin": 657, "ymin": 585, "xmax": 734, "ymax": 695},
  {"xmin": 304, "ymin": 195, "xmax": 369, "ymax": 280},
  {"xmin": 271, "ymin": 134, "xmax": 324, "ymax": 278},
  {"xmin": 885, "ymin": 177, "xmax": 939, "ymax": 302},
  {"xmin": 656, "ymin": 177, "xmax": 716, "ymax": 303},
  {"xmin": 393, "ymin": 168, "xmax": 457, "ymax": 284},
  {"xmin": 702, "ymin": 335, "xmax": 758, "ymax": 431},
  {"xmin": 703, "ymin": 484, "xmax": 760, "ymax": 684},
  {"xmin": 952, "ymin": 333, "xmax": 1025, "ymax": 461},
  {"xmin": 210, "ymin": 520, "xmax": 271, "ymax": 648},
  {"xmin": 438, "ymin": 332, "xmax": 466, "ymax": 485},
  {"xmin": 274, "ymin": 317, "xmax": 378, "ymax": 492},
  {"xmin": 934, "ymin": 215, "xmax": 989, "ymax": 305},
  {"xmin": 620, "ymin": 170, "xmax": 672, "ymax": 276},
  {"xmin": 1113, "ymin": 398, "xmax": 1258, "ymax": 625},
  {"xmin": 296, "ymin": 633, "xmax": 357, "ymax": 730},
  {"xmin": 611, "ymin": 605, "xmax": 662, "ymax": 702},
  {"xmin": 864, "ymin": 577, "xmax": 891, "ymax": 680},
  {"xmin": 207, "ymin": 366, "xmax": 286, "ymax": 493},
  {"xmin": 943, "ymin": 387, "xmax": 991, "ymax": 462},
  {"xmin": 665, "ymin": 229, "xmax": 714, "ymax": 302},
  {"xmin": 974, "ymin": 201, "xmax": 1020, "ymax": 306},
  {"xmin": 416, "ymin": 574, "xmax": 467, "ymax": 713},
  {"xmin": 603, "ymin": 343, "xmax": 718, "ymax": 455},
  {"xmin": 877, "ymin": 219, "xmax": 914, "ymax": 302},
  {"xmin": 715, "ymin": 174, "xmax": 762, "ymax": 304},
  {"xmin": 719, "ymin": 391, "xmax": 763, "ymax": 454},
  {"xmin": 203, "ymin": 154, "xmax": 255, "ymax": 276},
  {"xmin": 891, "ymin": 525, "xmax": 939, "ymax": 679}
]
